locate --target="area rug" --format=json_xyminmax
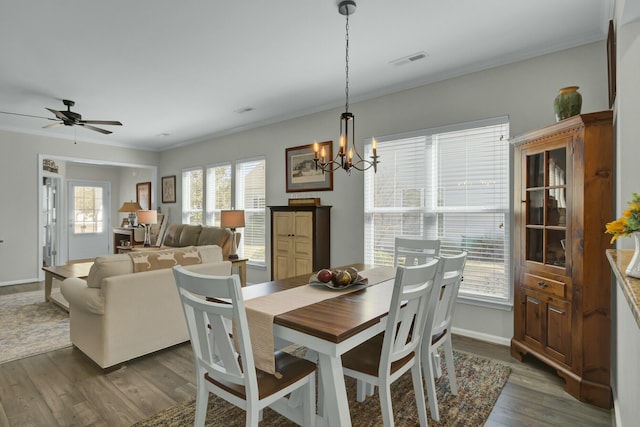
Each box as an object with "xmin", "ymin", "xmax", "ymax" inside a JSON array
[
  {"xmin": 133, "ymin": 350, "xmax": 510, "ymax": 426},
  {"xmin": 0, "ymin": 290, "xmax": 71, "ymax": 364}
]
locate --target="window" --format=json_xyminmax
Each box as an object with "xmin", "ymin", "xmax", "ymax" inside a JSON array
[
  {"xmin": 72, "ymin": 185, "xmax": 104, "ymax": 233},
  {"xmin": 189, "ymin": 157, "xmax": 266, "ymax": 265},
  {"xmin": 235, "ymin": 158, "xmax": 266, "ymax": 264},
  {"xmin": 205, "ymin": 164, "xmax": 232, "ymax": 225},
  {"xmin": 182, "ymin": 168, "xmax": 203, "ymax": 224},
  {"xmin": 364, "ymin": 117, "xmax": 511, "ymax": 305}
]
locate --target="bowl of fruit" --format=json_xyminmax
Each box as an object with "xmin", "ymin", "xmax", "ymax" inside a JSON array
[{"xmin": 309, "ymin": 267, "xmax": 367, "ymax": 290}]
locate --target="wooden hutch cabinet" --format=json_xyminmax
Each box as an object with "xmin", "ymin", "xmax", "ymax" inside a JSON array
[
  {"xmin": 511, "ymin": 111, "xmax": 613, "ymax": 408},
  {"xmin": 269, "ymin": 205, "xmax": 331, "ymax": 280}
]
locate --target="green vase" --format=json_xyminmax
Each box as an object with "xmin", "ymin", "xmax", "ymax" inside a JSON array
[{"xmin": 553, "ymin": 86, "xmax": 582, "ymax": 121}]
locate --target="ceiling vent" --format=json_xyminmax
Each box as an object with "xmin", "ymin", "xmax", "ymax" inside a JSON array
[
  {"xmin": 234, "ymin": 106, "xmax": 254, "ymax": 114},
  {"xmin": 389, "ymin": 51, "xmax": 428, "ymax": 66}
]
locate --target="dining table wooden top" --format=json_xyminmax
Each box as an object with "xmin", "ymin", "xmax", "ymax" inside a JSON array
[{"xmin": 242, "ymin": 263, "xmax": 397, "ymax": 343}]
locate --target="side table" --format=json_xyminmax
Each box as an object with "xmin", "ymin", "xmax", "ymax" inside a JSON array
[{"xmin": 227, "ymin": 257, "xmax": 248, "ymax": 287}]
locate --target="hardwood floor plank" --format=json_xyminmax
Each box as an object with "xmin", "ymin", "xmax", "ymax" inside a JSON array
[
  {"xmin": 0, "ymin": 359, "xmax": 59, "ymax": 426},
  {"xmin": 21, "ymin": 353, "xmax": 91, "ymax": 425},
  {"xmin": 108, "ymin": 364, "xmax": 176, "ymax": 418}
]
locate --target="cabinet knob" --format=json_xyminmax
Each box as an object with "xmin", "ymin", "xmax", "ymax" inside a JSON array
[{"xmin": 537, "ymin": 281, "xmax": 548, "ymax": 288}]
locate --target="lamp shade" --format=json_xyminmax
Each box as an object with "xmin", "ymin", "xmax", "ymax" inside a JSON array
[
  {"xmin": 137, "ymin": 210, "xmax": 158, "ymax": 225},
  {"xmin": 118, "ymin": 201, "xmax": 142, "ymax": 213},
  {"xmin": 220, "ymin": 210, "xmax": 245, "ymax": 229}
]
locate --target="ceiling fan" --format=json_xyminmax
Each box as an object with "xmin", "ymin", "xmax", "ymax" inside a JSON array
[{"xmin": 0, "ymin": 99, "xmax": 122, "ymax": 134}]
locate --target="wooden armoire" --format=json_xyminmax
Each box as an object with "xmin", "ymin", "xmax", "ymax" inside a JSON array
[
  {"xmin": 510, "ymin": 111, "xmax": 613, "ymax": 408},
  {"xmin": 269, "ymin": 205, "xmax": 331, "ymax": 280}
]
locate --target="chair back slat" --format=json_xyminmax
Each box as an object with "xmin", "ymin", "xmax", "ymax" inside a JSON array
[
  {"xmin": 380, "ymin": 259, "xmax": 440, "ymax": 375},
  {"xmin": 173, "ymin": 266, "xmax": 259, "ymax": 394},
  {"xmin": 426, "ymin": 252, "xmax": 467, "ymax": 338},
  {"xmin": 394, "ymin": 237, "xmax": 441, "ymax": 267}
]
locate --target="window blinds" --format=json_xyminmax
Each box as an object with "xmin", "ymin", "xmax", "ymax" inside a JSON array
[
  {"xmin": 235, "ymin": 158, "xmax": 266, "ymax": 264},
  {"xmin": 205, "ymin": 164, "xmax": 231, "ymax": 225},
  {"xmin": 182, "ymin": 168, "xmax": 203, "ymax": 225},
  {"xmin": 364, "ymin": 117, "xmax": 510, "ymax": 303}
]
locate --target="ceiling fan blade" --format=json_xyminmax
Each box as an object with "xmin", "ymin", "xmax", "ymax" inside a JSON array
[
  {"xmin": 42, "ymin": 122, "xmax": 64, "ymax": 129},
  {"xmin": 80, "ymin": 120, "xmax": 123, "ymax": 126},
  {"xmin": 46, "ymin": 107, "xmax": 70, "ymax": 121},
  {"xmin": 0, "ymin": 111, "xmax": 58, "ymax": 121},
  {"xmin": 79, "ymin": 123, "xmax": 112, "ymax": 134}
]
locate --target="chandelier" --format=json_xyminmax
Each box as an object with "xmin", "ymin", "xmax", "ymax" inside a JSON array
[{"xmin": 313, "ymin": 0, "xmax": 379, "ymax": 175}]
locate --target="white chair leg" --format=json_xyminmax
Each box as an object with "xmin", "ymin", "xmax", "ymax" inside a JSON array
[
  {"xmin": 379, "ymin": 381, "xmax": 395, "ymax": 427},
  {"xmin": 423, "ymin": 350, "xmax": 440, "ymax": 422},
  {"xmin": 246, "ymin": 408, "xmax": 260, "ymax": 427},
  {"xmin": 194, "ymin": 381, "xmax": 209, "ymax": 427},
  {"xmin": 443, "ymin": 339, "xmax": 458, "ymax": 395},
  {"xmin": 366, "ymin": 382, "xmax": 376, "ymax": 397},
  {"xmin": 303, "ymin": 375, "xmax": 316, "ymax": 427},
  {"xmin": 356, "ymin": 379, "xmax": 367, "ymax": 402},
  {"xmin": 432, "ymin": 352, "xmax": 442, "ymax": 378},
  {"xmin": 411, "ymin": 362, "xmax": 429, "ymax": 427}
]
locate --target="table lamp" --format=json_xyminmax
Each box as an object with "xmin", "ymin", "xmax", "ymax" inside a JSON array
[
  {"xmin": 137, "ymin": 210, "xmax": 158, "ymax": 247},
  {"xmin": 118, "ymin": 201, "xmax": 142, "ymax": 227},
  {"xmin": 220, "ymin": 209, "xmax": 245, "ymax": 259}
]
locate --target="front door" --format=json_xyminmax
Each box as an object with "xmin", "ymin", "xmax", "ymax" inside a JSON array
[{"xmin": 67, "ymin": 180, "xmax": 110, "ymax": 261}]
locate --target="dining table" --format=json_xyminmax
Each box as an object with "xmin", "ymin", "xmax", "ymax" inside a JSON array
[{"xmin": 241, "ymin": 263, "xmax": 397, "ymax": 427}]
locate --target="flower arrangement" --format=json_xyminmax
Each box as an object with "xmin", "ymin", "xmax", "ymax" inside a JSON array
[{"xmin": 605, "ymin": 192, "xmax": 640, "ymax": 243}]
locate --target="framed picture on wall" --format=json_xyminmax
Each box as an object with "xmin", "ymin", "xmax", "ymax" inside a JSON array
[
  {"xmin": 136, "ymin": 181, "xmax": 151, "ymax": 210},
  {"xmin": 286, "ymin": 141, "xmax": 334, "ymax": 192},
  {"xmin": 161, "ymin": 175, "xmax": 176, "ymax": 203}
]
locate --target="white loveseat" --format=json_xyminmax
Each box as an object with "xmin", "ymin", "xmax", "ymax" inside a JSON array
[{"xmin": 61, "ymin": 245, "xmax": 231, "ymax": 369}]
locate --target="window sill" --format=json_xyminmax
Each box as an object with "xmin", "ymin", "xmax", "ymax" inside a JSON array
[
  {"xmin": 247, "ymin": 261, "xmax": 266, "ymax": 270},
  {"xmin": 457, "ymin": 295, "xmax": 513, "ymax": 311}
]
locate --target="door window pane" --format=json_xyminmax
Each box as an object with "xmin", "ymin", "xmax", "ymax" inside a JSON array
[{"xmin": 73, "ymin": 186, "xmax": 103, "ymax": 234}]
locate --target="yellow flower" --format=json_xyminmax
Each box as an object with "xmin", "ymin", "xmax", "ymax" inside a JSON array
[
  {"xmin": 606, "ymin": 219, "xmax": 627, "ymax": 233},
  {"xmin": 605, "ymin": 193, "xmax": 640, "ymax": 244}
]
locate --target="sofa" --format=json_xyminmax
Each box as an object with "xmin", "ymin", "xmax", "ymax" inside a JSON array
[
  {"xmin": 61, "ymin": 245, "xmax": 231, "ymax": 369},
  {"xmin": 161, "ymin": 224, "xmax": 238, "ymax": 258}
]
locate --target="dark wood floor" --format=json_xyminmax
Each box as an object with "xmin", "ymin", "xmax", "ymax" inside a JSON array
[{"xmin": 0, "ymin": 284, "xmax": 614, "ymax": 427}]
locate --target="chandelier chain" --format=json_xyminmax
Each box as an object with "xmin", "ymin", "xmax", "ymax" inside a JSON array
[{"xmin": 345, "ymin": 10, "xmax": 350, "ymax": 112}]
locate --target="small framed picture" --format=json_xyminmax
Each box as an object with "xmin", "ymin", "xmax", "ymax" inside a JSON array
[
  {"xmin": 162, "ymin": 175, "xmax": 177, "ymax": 203},
  {"xmin": 136, "ymin": 181, "xmax": 151, "ymax": 210},
  {"xmin": 286, "ymin": 141, "xmax": 334, "ymax": 192}
]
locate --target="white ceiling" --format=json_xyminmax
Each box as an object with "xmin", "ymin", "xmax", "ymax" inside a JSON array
[{"xmin": 0, "ymin": 0, "xmax": 612, "ymax": 151}]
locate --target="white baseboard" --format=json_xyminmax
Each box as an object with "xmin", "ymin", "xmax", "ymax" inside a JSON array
[
  {"xmin": 612, "ymin": 386, "xmax": 621, "ymax": 427},
  {"xmin": 452, "ymin": 326, "xmax": 511, "ymax": 347},
  {"xmin": 0, "ymin": 277, "xmax": 40, "ymax": 287}
]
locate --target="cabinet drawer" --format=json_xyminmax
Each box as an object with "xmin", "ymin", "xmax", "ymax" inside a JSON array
[{"xmin": 523, "ymin": 273, "xmax": 566, "ymax": 298}]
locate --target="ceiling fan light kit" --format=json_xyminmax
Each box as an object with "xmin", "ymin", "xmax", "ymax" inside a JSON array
[{"xmin": 0, "ymin": 99, "xmax": 122, "ymax": 135}]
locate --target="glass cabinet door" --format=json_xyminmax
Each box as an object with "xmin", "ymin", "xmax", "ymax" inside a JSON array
[{"xmin": 524, "ymin": 147, "xmax": 567, "ymax": 267}]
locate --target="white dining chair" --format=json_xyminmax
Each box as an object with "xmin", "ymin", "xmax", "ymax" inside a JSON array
[
  {"xmin": 341, "ymin": 260, "xmax": 441, "ymax": 426},
  {"xmin": 421, "ymin": 251, "xmax": 467, "ymax": 422},
  {"xmin": 172, "ymin": 266, "xmax": 317, "ymax": 427},
  {"xmin": 356, "ymin": 237, "xmax": 441, "ymax": 400},
  {"xmin": 394, "ymin": 237, "xmax": 441, "ymax": 268}
]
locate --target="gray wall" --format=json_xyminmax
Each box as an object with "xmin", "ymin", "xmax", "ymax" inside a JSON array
[
  {"xmin": 0, "ymin": 132, "xmax": 158, "ymax": 284},
  {"xmin": 611, "ymin": 3, "xmax": 640, "ymax": 426},
  {"xmin": 158, "ymin": 41, "xmax": 610, "ymax": 343}
]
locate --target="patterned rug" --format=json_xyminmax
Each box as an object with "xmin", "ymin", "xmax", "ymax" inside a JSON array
[
  {"xmin": 133, "ymin": 350, "xmax": 510, "ymax": 426},
  {"xmin": 0, "ymin": 290, "xmax": 71, "ymax": 364}
]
